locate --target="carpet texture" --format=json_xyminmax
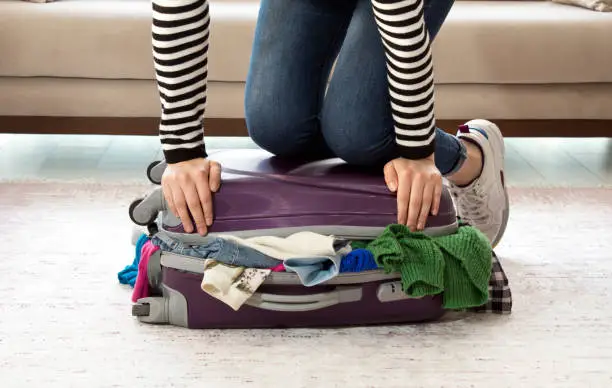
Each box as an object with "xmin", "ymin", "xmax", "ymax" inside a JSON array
[{"xmin": 0, "ymin": 182, "xmax": 611, "ymax": 387}]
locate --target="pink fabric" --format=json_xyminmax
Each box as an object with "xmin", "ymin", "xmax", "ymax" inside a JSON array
[
  {"xmin": 271, "ymin": 263, "xmax": 286, "ymax": 272},
  {"xmin": 132, "ymin": 241, "xmax": 160, "ymax": 303}
]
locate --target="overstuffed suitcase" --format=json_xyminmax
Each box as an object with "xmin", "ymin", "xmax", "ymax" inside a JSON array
[{"xmin": 128, "ymin": 149, "xmax": 460, "ymax": 329}]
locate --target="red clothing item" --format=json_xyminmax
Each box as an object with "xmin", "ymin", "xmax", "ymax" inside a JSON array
[
  {"xmin": 270, "ymin": 263, "xmax": 286, "ymax": 272},
  {"xmin": 132, "ymin": 240, "xmax": 160, "ymax": 303}
]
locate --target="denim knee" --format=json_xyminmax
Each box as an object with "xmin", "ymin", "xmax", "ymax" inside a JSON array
[
  {"xmin": 245, "ymin": 102, "xmax": 288, "ymax": 157},
  {"xmin": 325, "ymin": 129, "xmax": 396, "ymax": 167},
  {"xmin": 244, "ymin": 89, "xmax": 321, "ymax": 157},
  {"xmin": 246, "ymin": 115, "xmax": 286, "ymax": 157},
  {"xmin": 246, "ymin": 114, "xmax": 322, "ymax": 158}
]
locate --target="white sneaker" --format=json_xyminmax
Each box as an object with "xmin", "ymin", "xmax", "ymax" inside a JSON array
[{"xmin": 447, "ymin": 119, "xmax": 510, "ymax": 247}]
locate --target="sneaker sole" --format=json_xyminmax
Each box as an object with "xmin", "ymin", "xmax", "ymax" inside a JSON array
[
  {"xmin": 493, "ymin": 184, "xmax": 510, "ymax": 249},
  {"xmin": 466, "ymin": 119, "xmax": 510, "ymax": 248}
]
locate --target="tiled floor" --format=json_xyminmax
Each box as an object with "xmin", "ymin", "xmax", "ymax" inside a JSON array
[{"xmin": 0, "ymin": 133, "xmax": 611, "ymax": 187}]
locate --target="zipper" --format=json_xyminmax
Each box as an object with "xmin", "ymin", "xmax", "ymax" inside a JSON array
[{"xmin": 159, "ymin": 252, "xmax": 399, "ymax": 286}]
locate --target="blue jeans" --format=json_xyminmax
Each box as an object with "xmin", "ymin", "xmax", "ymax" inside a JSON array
[
  {"xmin": 151, "ymin": 232, "xmax": 282, "ymax": 269},
  {"xmin": 244, "ymin": 0, "xmax": 465, "ymax": 175}
]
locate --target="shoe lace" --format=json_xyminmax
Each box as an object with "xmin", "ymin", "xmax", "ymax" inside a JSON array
[{"xmin": 453, "ymin": 183, "xmax": 490, "ymax": 224}]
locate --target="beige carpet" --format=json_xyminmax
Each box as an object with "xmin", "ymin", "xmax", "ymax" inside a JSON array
[{"xmin": 0, "ymin": 182, "xmax": 611, "ymax": 388}]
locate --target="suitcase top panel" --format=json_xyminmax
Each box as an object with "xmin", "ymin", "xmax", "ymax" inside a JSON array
[
  {"xmin": 208, "ymin": 149, "xmax": 393, "ymax": 195},
  {"xmin": 160, "ymin": 149, "xmax": 457, "ymax": 235}
]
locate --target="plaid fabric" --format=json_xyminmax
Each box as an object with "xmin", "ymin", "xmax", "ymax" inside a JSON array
[{"xmin": 469, "ymin": 251, "xmax": 512, "ymax": 314}]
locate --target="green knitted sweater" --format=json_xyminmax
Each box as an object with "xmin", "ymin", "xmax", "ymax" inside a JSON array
[{"xmin": 352, "ymin": 224, "xmax": 492, "ymax": 309}]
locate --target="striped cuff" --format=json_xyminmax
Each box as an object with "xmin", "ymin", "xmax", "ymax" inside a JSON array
[
  {"xmin": 395, "ymin": 139, "xmax": 435, "ymax": 160},
  {"xmin": 163, "ymin": 144, "xmax": 208, "ymax": 164}
]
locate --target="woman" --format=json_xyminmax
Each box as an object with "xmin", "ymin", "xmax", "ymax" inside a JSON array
[{"xmin": 152, "ymin": 0, "xmax": 509, "ymax": 247}]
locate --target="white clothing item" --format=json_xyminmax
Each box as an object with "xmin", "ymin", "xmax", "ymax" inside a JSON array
[
  {"xmin": 201, "ymin": 259, "xmax": 271, "ymax": 311},
  {"xmin": 447, "ymin": 119, "xmax": 510, "ymax": 248},
  {"xmin": 200, "ymin": 260, "xmax": 243, "ymax": 295},
  {"xmin": 216, "ymin": 231, "xmax": 350, "ymax": 261}
]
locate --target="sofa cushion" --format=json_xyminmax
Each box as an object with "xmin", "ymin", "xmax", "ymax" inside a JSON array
[
  {"xmin": 552, "ymin": 0, "xmax": 612, "ymax": 12},
  {"xmin": 433, "ymin": 1, "xmax": 612, "ymax": 84},
  {"xmin": 1, "ymin": 0, "xmax": 612, "ymax": 84}
]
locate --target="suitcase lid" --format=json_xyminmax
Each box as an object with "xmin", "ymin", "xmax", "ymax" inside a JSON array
[
  {"xmin": 209, "ymin": 149, "xmax": 392, "ymax": 194},
  {"xmin": 158, "ymin": 149, "xmax": 458, "ymax": 237}
]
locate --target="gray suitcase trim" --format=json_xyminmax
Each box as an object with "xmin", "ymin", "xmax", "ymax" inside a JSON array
[
  {"xmin": 160, "ymin": 221, "xmax": 459, "ymax": 244},
  {"xmin": 134, "ymin": 284, "xmax": 188, "ymax": 326},
  {"xmin": 162, "ymin": 224, "xmax": 390, "ymax": 241},
  {"xmin": 244, "ymin": 286, "xmax": 365, "ymax": 312},
  {"xmin": 161, "ymin": 253, "xmax": 399, "ymax": 286},
  {"xmin": 146, "ymin": 249, "xmax": 163, "ymax": 291}
]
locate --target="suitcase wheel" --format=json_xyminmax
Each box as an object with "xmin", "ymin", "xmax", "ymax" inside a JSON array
[
  {"xmin": 146, "ymin": 160, "xmax": 165, "ymax": 185},
  {"xmin": 132, "ymin": 303, "xmax": 150, "ymax": 317},
  {"xmin": 129, "ymin": 198, "xmax": 156, "ymax": 226}
]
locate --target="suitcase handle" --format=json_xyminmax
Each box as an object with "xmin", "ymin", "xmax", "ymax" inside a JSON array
[{"xmin": 245, "ymin": 286, "xmax": 363, "ymax": 312}]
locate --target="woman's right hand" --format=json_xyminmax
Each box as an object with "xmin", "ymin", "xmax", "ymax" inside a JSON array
[{"xmin": 161, "ymin": 157, "xmax": 222, "ymax": 236}]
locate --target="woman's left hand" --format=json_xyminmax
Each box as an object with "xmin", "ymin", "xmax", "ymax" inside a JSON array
[{"xmin": 383, "ymin": 155, "xmax": 443, "ymax": 231}]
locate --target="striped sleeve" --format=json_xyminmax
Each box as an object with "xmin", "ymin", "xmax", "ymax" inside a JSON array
[
  {"xmin": 152, "ymin": 0, "xmax": 210, "ymax": 164},
  {"xmin": 371, "ymin": 0, "xmax": 437, "ymax": 160}
]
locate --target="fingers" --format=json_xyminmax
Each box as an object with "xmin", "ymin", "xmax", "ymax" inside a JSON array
[
  {"xmin": 182, "ymin": 174, "xmax": 208, "ymax": 236},
  {"xmin": 171, "ymin": 180, "xmax": 194, "ymax": 234},
  {"xmin": 160, "ymin": 158, "xmax": 222, "ymax": 236},
  {"xmin": 163, "ymin": 171, "xmax": 192, "ymax": 233},
  {"xmin": 384, "ymin": 162, "xmax": 398, "ymax": 192},
  {"xmin": 396, "ymin": 167, "xmax": 411, "ymax": 225},
  {"xmin": 418, "ymin": 180, "xmax": 435, "ymax": 230},
  {"xmin": 194, "ymin": 168, "xmax": 214, "ymax": 229},
  {"xmin": 415, "ymin": 172, "xmax": 443, "ymax": 230},
  {"xmin": 209, "ymin": 161, "xmax": 222, "ymax": 192},
  {"xmin": 388, "ymin": 157, "xmax": 443, "ymax": 232},
  {"xmin": 432, "ymin": 177, "xmax": 443, "ymax": 216},
  {"xmin": 407, "ymin": 173, "xmax": 425, "ymax": 232},
  {"xmin": 162, "ymin": 181, "xmax": 178, "ymax": 220}
]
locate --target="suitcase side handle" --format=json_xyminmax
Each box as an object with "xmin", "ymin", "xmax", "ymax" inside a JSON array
[{"xmin": 245, "ymin": 286, "xmax": 363, "ymax": 312}]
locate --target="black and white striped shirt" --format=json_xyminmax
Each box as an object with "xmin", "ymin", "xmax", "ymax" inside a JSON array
[{"xmin": 153, "ymin": 0, "xmax": 436, "ymax": 164}]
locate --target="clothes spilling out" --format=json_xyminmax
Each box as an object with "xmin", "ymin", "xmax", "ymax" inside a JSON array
[
  {"xmin": 131, "ymin": 240, "xmax": 159, "ymax": 303},
  {"xmin": 151, "ymin": 231, "xmax": 352, "ymax": 310},
  {"xmin": 351, "ymin": 224, "xmax": 492, "ymax": 310},
  {"xmin": 118, "ymin": 233, "xmax": 149, "ymax": 287},
  {"xmin": 121, "ymin": 224, "xmax": 512, "ymax": 314}
]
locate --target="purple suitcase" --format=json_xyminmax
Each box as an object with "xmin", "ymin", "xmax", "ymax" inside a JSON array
[{"xmin": 129, "ymin": 149, "xmax": 458, "ymax": 328}]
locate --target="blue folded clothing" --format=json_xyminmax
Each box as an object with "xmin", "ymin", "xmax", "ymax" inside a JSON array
[
  {"xmin": 339, "ymin": 248, "xmax": 379, "ymax": 273},
  {"xmin": 283, "ymin": 255, "xmax": 343, "ymax": 287},
  {"xmin": 118, "ymin": 233, "xmax": 149, "ymax": 287},
  {"xmin": 152, "ymin": 232, "xmax": 282, "ymax": 269}
]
